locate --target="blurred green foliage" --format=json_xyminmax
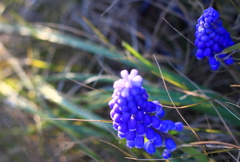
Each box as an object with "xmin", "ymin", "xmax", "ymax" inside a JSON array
[{"xmin": 0, "ymin": 0, "xmax": 239, "ymax": 161}]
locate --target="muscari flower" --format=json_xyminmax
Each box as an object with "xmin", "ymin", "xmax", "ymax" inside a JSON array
[
  {"xmin": 108, "ymin": 69, "xmax": 184, "ymax": 159},
  {"xmin": 195, "ymin": 7, "xmax": 234, "ymax": 70}
]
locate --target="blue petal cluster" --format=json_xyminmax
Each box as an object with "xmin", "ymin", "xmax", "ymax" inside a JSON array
[
  {"xmin": 195, "ymin": 7, "xmax": 234, "ymax": 70},
  {"xmin": 109, "ymin": 69, "xmax": 184, "ymax": 159}
]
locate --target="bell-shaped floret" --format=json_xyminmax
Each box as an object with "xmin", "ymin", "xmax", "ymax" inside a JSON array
[
  {"xmin": 156, "ymin": 109, "xmax": 165, "ymax": 119},
  {"xmin": 120, "ymin": 70, "xmax": 129, "ymax": 81},
  {"xmin": 196, "ymin": 49, "xmax": 204, "ymax": 60},
  {"xmin": 224, "ymin": 55, "xmax": 234, "ymax": 65},
  {"xmin": 118, "ymin": 123, "xmax": 128, "ymax": 134},
  {"xmin": 154, "ymin": 133, "xmax": 162, "ymax": 147},
  {"xmin": 117, "ymin": 97, "xmax": 127, "ymax": 106},
  {"xmin": 113, "ymin": 113, "xmax": 122, "ymax": 124},
  {"xmin": 126, "ymin": 131, "xmax": 136, "ymax": 141},
  {"xmin": 130, "ymin": 86, "xmax": 141, "ymax": 95},
  {"xmin": 144, "ymin": 141, "xmax": 156, "ymax": 154},
  {"xmin": 143, "ymin": 113, "xmax": 152, "ymax": 127},
  {"xmin": 146, "ymin": 101, "xmax": 157, "ymax": 113},
  {"xmin": 130, "ymin": 106, "xmax": 138, "ymax": 114},
  {"xmin": 131, "ymin": 75, "xmax": 143, "ymax": 87},
  {"xmin": 136, "ymin": 123, "xmax": 146, "ymax": 136},
  {"xmin": 113, "ymin": 80, "xmax": 125, "ymax": 89},
  {"xmin": 146, "ymin": 127, "xmax": 156, "ymax": 140},
  {"xmin": 121, "ymin": 112, "xmax": 131, "ymax": 122},
  {"xmin": 128, "ymin": 116, "xmax": 137, "ymax": 131},
  {"xmin": 134, "ymin": 135, "xmax": 144, "ymax": 148},
  {"xmin": 108, "ymin": 99, "xmax": 117, "ymax": 109},
  {"xmin": 118, "ymin": 132, "xmax": 126, "ymax": 139},
  {"xmin": 152, "ymin": 101, "xmax": 162, "ymax": 112},
  {"xmin": 140, "ymin": 101, "xmax": 148, "ymax": 110},
  {"xmin": 135, "ymin": 110, "xmax": 144, "ymax": 122},
  {"xmin": 158, "ymin": 120, "xmax": 169, "ymax": 133},
  {"xmin": 165, "ymin": 138, "xmax": 177, "ymax": 151},
  {"xmin": 209, "ymin": 56, "xmax": 220, "ymax": 71},
  {"xmin": 113, "ymin": 122, "xmax": 118, "ymax": 130},
  {"xmin": 151, "ymin": 116, "xmax": 161, "ymax": 129},
  {"xmin": 126, "ymin": 140, "xmax": 135, "ymax": 148},
  {"xmin": 162, "ymin": 149, "xmax": 171, "ymax": 159},
  {"xmin": 174, "ymin": 122, "xmax": 184, "ymax": 131},
  {"xmin": 163, "ymin": 120, "xmax": 176, "ymax": 130},
  {"xmin": 128, "ymin": 69, "xmax": 138, "ymax": 80}
]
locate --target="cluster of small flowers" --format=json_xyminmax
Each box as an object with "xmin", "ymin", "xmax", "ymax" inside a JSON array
[
  {"xmin": 108, "ymin": 69, "xmax": 183, "ymax": 159},
  {"xmin": 195, "ymin": 7, "xmax": 234, "ymax": 70}
]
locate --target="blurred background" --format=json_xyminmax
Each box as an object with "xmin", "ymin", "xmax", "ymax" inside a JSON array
[{"xmin": 0, "ymin": 0, "xmax": 239, "ymax": 161}]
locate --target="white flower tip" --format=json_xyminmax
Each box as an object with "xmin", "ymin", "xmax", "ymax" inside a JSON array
[
  {"xmin": 113, "ymin": 80, "xmax": 125, "ymax": 89},
  {"xmin": 120, "ymin": 70, "xmax": 129, "ymax": 80},
  {"xmin": 131, "ymin": 75, "xmax": 142, "ymax": 87},
  {"xmin": 128, "ymin": 69, "xmax": 138, "ymax": 80},
  {"xmin": 132, "ymin": 75, "xmax": 142, "ymax": 82}
]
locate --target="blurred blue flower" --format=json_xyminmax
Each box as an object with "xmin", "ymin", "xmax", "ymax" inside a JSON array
[
  {"xmin": 162, "ymin": 149, "xmax": 171, "ymax": 159},
  {"xmin": 195, "ymin": 7, "xmax": 234, "ymax": 70},
  {"xmin": 165, "ymin": 138, "xmax": 177, "ymax": 151},
  {"xmin": 174, "ymin": 122, "xmax": 184, "ymax": 131},
  {"xmin": 109, "ymin": 69, "xmax": 183, "ymax": 159},
  {"xmin": 144, "ymin": 141, "xmax": 156, "ymax": 154},
  {"xmin": 134, "ymin": 135, "xmax": 144, "ymax": 148}
]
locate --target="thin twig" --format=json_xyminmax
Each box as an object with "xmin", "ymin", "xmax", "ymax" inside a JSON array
[
  {"xmin": 42, "ymin": 118, "xmax": 112, "ymax": 123},
  {"xmin": 153, "ymin": 54, "xmax": 209, "ymax": 157},
  {"xmin": 66, "ymin": 77, "xmax": 110, "ymax": 93},
  {"xmin": 99, "ymin": 140, "xmax": 134, "ymax": 157},
  {"xmin": 162, "ymin": 18, "xmax": 194, "ymax": 46}
]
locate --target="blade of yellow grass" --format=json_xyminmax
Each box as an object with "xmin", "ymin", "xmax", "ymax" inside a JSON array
[
  {"xmin": 42, "ymin": 118, "xmax": 112, "ymax": 123},
  {"xmin": 81, "ymin": 15, "xmax": 114, "ymax": 49},
  {"xmin": 33, "ymin": 75, "xmax": 110, "ymax": 130},
  {"xmin": 0, "ymin": 81, "xmax": 76, "ymax": 136},
  {"xmin": 190, "ymin": 141, "xmax": 240, "ymax": 150},
  {"xmin": 26, "ymin": 58, "xmax": 50, "ymax": 69},
  {"xmin": 0, "ymin": 43, "xmax": 35, "ymax": 93},
  {"xmin": 0, "ymin": 80, "xmax": 104, "ymax": 159},
  {"xmin": 184, "ymin": 126, "xmax": 240, "ymax": 135},
  {"xmin": 122, "ymin": 41, "xmax": 187, "ymax": 89},
  {"xmin": 0, "ymin": 22, "xmax": 189, "ymax": 90}
]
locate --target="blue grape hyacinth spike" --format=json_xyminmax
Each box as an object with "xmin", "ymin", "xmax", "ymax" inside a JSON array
[
  {"xmin": 109, "ymin": 69, "xmax": 183, "ymax": 159},
  {"xmin": 195, "ymin": 7, "xmax": 235, "ymax": 70}
]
